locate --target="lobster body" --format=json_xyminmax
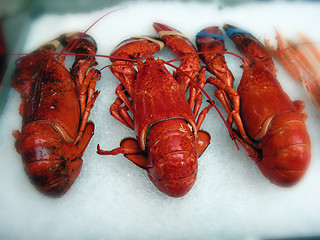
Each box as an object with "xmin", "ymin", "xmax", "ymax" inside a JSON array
[
  {"xmin": 134, "ymin": 58, "xmax": 199, "ymax": 196},
  {"xmin": 238, "ymin": 62, "xmax": 311, "ymax": 185},
  {"xmin": 98, "ymin": 23, "xmax": 211, "ymax": 197},
  {"xmin": 12, "ymin": 33, "xmax": 100, "ymax": 197},
  {"xmin": 196, "ymin": 25, "xmax": 311, "ymax": 186}
]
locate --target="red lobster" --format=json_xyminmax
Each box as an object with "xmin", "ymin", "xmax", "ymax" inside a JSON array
[
  {"xmin": 196, "ymin": 24, "xmax": 311, "ymax": 186},
  {"xmin": 11, "ymin": 32, "xmax": 101, "ymax": 197},
  {"xmin": 97, "ymin": 23, "xmax": 212, "ymax": 197}
]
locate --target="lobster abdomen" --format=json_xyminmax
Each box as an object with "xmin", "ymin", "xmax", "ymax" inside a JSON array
[
  {"xmin": 146, "ymin": 119, "xmax": 198, "ymax": 197},
  {"xmin": 259, "ymin": 112, "xmax": 311, "ymax": 186},
  {"xmin": 18, "ymin": 122, "xmax": 83, "ymax": 197}
]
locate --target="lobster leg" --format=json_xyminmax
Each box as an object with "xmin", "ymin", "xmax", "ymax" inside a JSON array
[
  {"xmin": 110, "ymin": 97, "xmax": 134, "ymax": 129},
  {"xmin": 74, "ymin": 67, "xmax": 101, "ymax": 143},
  {"xmin": 190, "ymin": 74, "xmax": 212, "ymax": 157},
  {"xmin": 55, "ymin": 33, "xmax": 101, "ymax": 144},
  {"xmin": 195, "ymin": 26, "xmax": 242, "ymax": 124},
  {"xmin": 79, "ymin": 69, "xmax": 101, "ymax": 116},
  {"xmin": 114, "ymin": 84, "xmax": 134, "ymax": 113},
  {"xmin": 76, "ymin": 90, "xmax": 99, "ymax": 143},
  {"xmin": 77, "ymin": 121, "xmax": 95, "ymax": 155},
  {"xmin": 188, "ymin": 67, "xmax": 206, "ymax": 116},
  {"xmin": 109, "ymin": 60, "xmax": 137, "ymax": 99},
  {"xmin": 98, "ymin": 138, "xmax": 147, "ymax": 169},
  {"xmin": 206, "ymin": 76, "xmax": 240, "ymax": 115},
  {"xmin": 226, "ymin": 109, "xmax": 256, "ymax": 146},
  {"xmin": 194, "ymin": 106, "xmax": 212, "ymax": 157},
  {"xmin": 109, "ymin": 82, "xmax": 136, "ymax": 130}
]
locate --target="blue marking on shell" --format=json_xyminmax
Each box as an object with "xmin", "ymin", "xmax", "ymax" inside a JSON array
[
  {"xmin": 225, "ymin": 28, "xmax": 251, "ymax": 38},
  {"xmin": 196, "ymin": 31, "xmax": 224, "ymax": 41}
]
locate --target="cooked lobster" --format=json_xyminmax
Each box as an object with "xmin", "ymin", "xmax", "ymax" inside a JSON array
[
  {"xmin": 196, "ymin": 24, "xmax": 311, "ymax": 186},
  {"xmin": 97, "ymin": 23, "xmax": 212, "ymax": 197},
  {"xmin": 11, "ymin": 32, "xmax": 101, "ymax": 197}
]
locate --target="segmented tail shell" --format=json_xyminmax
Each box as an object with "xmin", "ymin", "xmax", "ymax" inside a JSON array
[
  {"xmin": 146, "ymin": 119, "xmax": 198, "ymax": 197},
  {"xmin": 258, "ymin": 112, "xmax": 311, "ymax": 186},
  {"xmin": 19, "ymin": 122, "xmax": 83, "ymax": 197}
]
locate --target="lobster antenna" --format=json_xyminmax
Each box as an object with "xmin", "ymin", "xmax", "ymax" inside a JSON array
[
  {"xmin": 42, "ymin": 9, "xmax": 126, "ymax": 88},
  {"xmin": 223, "ymin": 51, "xmax": 247, "ymax": 64}
]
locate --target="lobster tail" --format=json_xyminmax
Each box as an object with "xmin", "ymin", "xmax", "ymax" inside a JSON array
[
  {"xmin": 259, "ymin": 112, "xmax": 311, "ymax": 186},
  {"xmin": 146, "ymin": 119, "xmax": 198, "ymax": 197},
  {"xmin": 17, "ymin": 122, "xmax": 83, "ymax": 197},
  {"xmin": 147, "ymin": 151, "xmax": 197, "ymax": 197}
]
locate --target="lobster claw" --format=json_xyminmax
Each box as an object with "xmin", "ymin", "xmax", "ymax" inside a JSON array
[
  {"xmin": 111, "ymin": 37, "xmax": 164, "ymax": 61},
  {"xmin": 223, "ymin": 24, "xmax": 277, "ymax": 76},
  {"xmin": 195, "ymin": 26, "xmax": 234, "ymax": 87},
  {"xmin": 195, "ymin": 26, "xmax": 225, "ymax": 49},
  {"xmin": 153, "ymin": 22, "xmax": 201, "ymax": 94},
  {"xmin": 108, "ymin": 36, "xmax": 165, "ymax": 99},
  {"xmin": 153, "ymin": 22, "xmax": 198, "ymax": 56}
]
